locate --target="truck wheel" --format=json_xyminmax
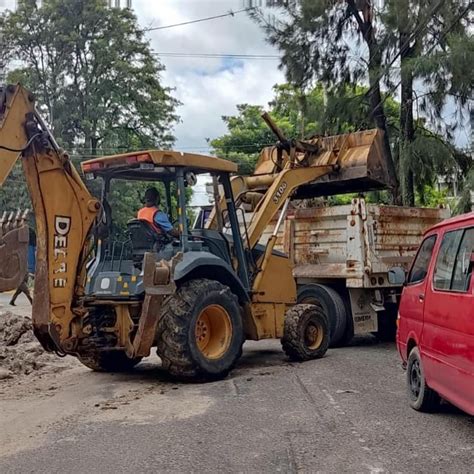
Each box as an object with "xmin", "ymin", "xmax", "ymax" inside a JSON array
[
  {"xmin": 281, "ymin": 303, "xmax": 330, "ymax": 361},
  {"xmin": 407, "ymin": 346, "xmax": 440, "ymax": 412},
  {"xmin": 156, "ymin": 279, "xmax": 244, "ymax": 381},
  {"xmin": 78, "ymin": 352, "xmax": 142, "ymax": 372},
  {"xmin": 298, "ymin": 284, "xmax": 347, "ymax": 347}
]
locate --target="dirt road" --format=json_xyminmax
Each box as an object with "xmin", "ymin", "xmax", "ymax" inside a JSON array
[{"xmin": 0, "ymin": 319, "xmax": 473, "ymax": 474}]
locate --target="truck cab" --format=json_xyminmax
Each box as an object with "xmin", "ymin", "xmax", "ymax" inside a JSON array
[{"xmin": 397, "ymin": 212, "xmax": 474, "ymax": 415}]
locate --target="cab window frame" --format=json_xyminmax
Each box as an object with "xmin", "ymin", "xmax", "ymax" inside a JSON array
[
  {"xmin": 432, "ymin": 226, "xmax": 474, "ymax": 294},
  {"xmin": 406, "ymin": 234, "xmax": 437, "ymax": 286}
]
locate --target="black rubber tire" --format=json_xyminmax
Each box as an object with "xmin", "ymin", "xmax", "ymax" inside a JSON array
[
  {"xmin": 338, "ymin": 294, "xmax": 355, "ymax": 347},
  {"xmin": 281, "ymin": 303, "xmax": 330, "ymax": 361},
  {"xmin": 297, "ymin": 284, "xmax": 347, "ymax": 347},
  {"xmin": 156, "ymin": 279, "xmax": 244, "ymax": 382},
  {"xmin": 78, "ymin": 351, "xmax": 142, "ymax": 372},
  {"xmin": 407, "ymin": 346, "xmax": 440, "ymax": 412}
]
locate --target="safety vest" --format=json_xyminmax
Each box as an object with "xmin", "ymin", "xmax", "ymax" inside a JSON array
[{"xmin": 137, "ymin": 206, "xmax": 162, "ymax": 234}]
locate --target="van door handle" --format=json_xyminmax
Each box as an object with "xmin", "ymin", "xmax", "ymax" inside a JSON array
[{"xmin": 419, "ymin": 294, "xmax": 425, "ymax": 302}]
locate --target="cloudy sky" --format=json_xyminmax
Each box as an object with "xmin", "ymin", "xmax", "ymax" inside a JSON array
[{"xmin": 133, "ymin": 0, "xmax": 284, "ymax": 154}]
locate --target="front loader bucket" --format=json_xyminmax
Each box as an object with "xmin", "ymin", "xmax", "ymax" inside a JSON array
[
  {"xmin": 0, "ymin": 210, "xmax": 29, "ymax": 293},
  {"xmin": 255, "ymin": 129, "xmax": 394, "ymax": 198}
]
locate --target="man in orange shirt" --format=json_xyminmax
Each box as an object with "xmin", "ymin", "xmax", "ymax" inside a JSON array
[{"xmin": 137, "ymin": 187, "xmax": 177, "ymax": 236}]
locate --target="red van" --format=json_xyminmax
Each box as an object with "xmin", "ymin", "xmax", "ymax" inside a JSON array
[{"xmin": 397, "ymin": 212, "xmax": 474, "ymax": 415}]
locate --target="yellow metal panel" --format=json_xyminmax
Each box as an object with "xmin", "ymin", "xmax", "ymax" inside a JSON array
[
  {"xmin": 252, "ymin": 254, "xmax": 296, "ymax": 304},
  {"xmin": 0, "ymin": 86, "xmax": 32, "ymax": 185},
  {"xmin": 81, "ymin": 149, "xmax": 238, "ymax": 174},
  {"xmin": 249, "ymin": 303, "xmax": 286, "ymax": 339}
]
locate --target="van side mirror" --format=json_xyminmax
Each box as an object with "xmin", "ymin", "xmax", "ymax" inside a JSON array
[{"xmin": 388, "ymin": 266, "xmax": 406, "ymax": 286}]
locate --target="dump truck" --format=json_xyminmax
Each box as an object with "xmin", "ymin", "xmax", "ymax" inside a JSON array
[
  {"xmin": 0, "ymin": 84, "xmax": 393, "ymax": 381},
  {"xmin": 260, "ymin": 199, "xmax": 450, "ymax": 345}
]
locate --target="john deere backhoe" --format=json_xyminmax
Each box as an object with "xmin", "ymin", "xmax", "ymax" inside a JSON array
[{"xmin": 0, "ymin": 84, "xmax": 392, "ymax": 380}]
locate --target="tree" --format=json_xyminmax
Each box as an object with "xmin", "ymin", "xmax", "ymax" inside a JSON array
[
  {"xmin": 1, "ymin": 0, "xmax": 179, "ymax": 154},
  {"xmin": 212, "ymin": 83, "xmax": 401, "ymax": 173},
  {"xmin": 251, "ymin": 0, "xmax": 472, "ymax": 206},
  {"xmin": 211, "ymin": 82, "xmax": 467, "ymax": 209},
  {"xmin": 0, "ymin": 0, "xmax": 181, "ymax": 233}
]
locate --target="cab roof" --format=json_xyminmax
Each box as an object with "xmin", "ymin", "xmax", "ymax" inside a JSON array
[
  {"xmin": 426, "ymin": 211, "xmax": 474, "ymax": 234},
  {"xmin": 81, "ymin": 149, "xmax": 238, "ymax": 180}
]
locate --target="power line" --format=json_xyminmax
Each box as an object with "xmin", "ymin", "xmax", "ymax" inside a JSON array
[
  {"xmin": 141, "ymin": 7, "xmax": 256, "ymax": 33},
  {"xmin": 154, "ymin": 52, "xmax": 279, "ymax": 60}
]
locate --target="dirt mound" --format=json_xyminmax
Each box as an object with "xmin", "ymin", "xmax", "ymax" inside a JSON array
[{"xmin": 0, "ymin": 311, "xmax": 69, "ymax": 379}]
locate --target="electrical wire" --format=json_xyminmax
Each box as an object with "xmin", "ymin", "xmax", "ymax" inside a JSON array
[
  {"xmin": 154, "ymin": 52, "xmax": 279, "ymax": 60},
  {"xmin": 141, "ymin": 7, "xmax": 256, "ymax": 32}
]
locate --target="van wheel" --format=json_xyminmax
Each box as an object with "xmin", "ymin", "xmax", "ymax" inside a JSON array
[
  {"xmin": 281, "ymin": 303, "xmax": 330, "ymax": 361},
  {"xmin": 156, "ymin": 279, "xmax": 244, "ymax": 382},
  {"xmin": 298, "ymin": 284, "xmax": 348, "ymax": 347},
  {"xmin": 407, "ymin": 346, "xmax": 440, "ymax": 412}
]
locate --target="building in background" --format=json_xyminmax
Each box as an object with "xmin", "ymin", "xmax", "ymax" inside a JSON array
[{"xmin": 107, "ymin": 0, "xmax": 132, "ymax": 7}]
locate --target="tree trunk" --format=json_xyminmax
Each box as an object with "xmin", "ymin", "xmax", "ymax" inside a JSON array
[
  {"xmin": 349, "ymin": 1, "xmax": 401, "ymax": 205},
  {"xmin": 367, "ymin": 42, "xmax": 401, "ymax": 204},
  {"xmin": 399, "ymin": 1, "xmax": 416, "ymax": 207}
]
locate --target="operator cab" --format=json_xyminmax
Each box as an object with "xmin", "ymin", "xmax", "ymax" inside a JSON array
[{"xmin": 81, "ymin": 150, "xmax": 243, "ymax": 300}]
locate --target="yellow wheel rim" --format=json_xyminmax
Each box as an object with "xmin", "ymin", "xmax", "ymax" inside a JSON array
[
  {"xmin": 195, "ymin": 304, "xmax": 233, "ymax": 359},
  {"xmin": 305, "ymin": 321, "xmax": 323, "ymax": 350}
]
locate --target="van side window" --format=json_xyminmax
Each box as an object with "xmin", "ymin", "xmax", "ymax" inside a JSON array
[
  {"xmin": 407, "ymin": 235, "xmax": 436, "ymax": 284},
  {"xmin": 451, "ymin": 228, "xmax": 474, "ymax": 292},
  {"xmin": 433, "ymin": 230, "xmax": 464, "ymax": 291}
]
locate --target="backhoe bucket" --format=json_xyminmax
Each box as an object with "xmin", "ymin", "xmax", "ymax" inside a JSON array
[
  {"xmin": 0, "ymin": 210, "xmax": 29, "ymax": 293},
  {"xmin": 254, "ymin": 129, "xmax": 394, "ymax": 198}
]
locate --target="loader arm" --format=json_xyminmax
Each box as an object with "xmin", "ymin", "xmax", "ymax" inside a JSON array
[{"xmin": 0, "ymin": 85, "xmax": 100, "ymax": 352}]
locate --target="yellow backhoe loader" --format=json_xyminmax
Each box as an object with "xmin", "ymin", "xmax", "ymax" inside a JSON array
[{"xmin": 0, "ymin": 84, "xmax": 392, "ymax": 380}]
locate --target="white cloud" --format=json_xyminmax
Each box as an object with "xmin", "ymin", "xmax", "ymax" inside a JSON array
[
  {"xmin": 133, "ymin": 1, "xmax": 470, "ymax": 151},
  {"xmin": 133, "ymin": 0, "xmax": 284, "ymax": 152}
]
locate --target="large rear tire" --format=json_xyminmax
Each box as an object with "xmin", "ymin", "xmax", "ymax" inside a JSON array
[
  {"xmin": 298, "ymin": 284, "xmax": 348, "ymax": 347},
  {"xmin": 156, "ymin": 279, "xmax": 244, "ymax": 381},
  {"xmin": 281, "ymin": 303, "xmax": 330, "ymax": 361},
  {"xmin": 78, "ymin": 351, "xmax": 142, "ymax": 372}
]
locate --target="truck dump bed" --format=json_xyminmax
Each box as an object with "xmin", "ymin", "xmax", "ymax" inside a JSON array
[{"xmin": 261, "ymin": 198, "xmax": 450, "ymax": 288}]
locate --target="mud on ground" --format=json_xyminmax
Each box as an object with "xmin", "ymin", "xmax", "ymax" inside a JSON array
[{"xmin": 0, "ymin": 311, "xmax": 72, "ymax": 380}]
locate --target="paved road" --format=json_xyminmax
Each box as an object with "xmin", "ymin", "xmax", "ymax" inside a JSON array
[
  {"xmin": 0, "ymin": 336, "xmax": 473, "ymax": 473},
  {"xmin": 0, "ymin": 292, "xmax": 31, "ymax": 316}
]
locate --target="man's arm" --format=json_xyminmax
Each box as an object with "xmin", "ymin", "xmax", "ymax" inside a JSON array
[{"xmin": 154, "ymin": 211, "xmax": 179, "ymax": 237}]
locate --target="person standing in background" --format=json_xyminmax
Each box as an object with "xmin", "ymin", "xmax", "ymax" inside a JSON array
[{"xmin": 9, "ymin": 227, "xmax": 35, "ymax": 306}]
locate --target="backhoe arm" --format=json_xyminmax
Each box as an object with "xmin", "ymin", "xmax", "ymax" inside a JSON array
[{"xmin": 0, "ymin": 85, "xmax": 100, "ymax": 352}]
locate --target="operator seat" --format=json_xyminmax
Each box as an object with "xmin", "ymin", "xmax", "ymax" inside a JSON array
[{"xmin": 127, "ymin": 219, "xmax": 170, "ymax": 265}]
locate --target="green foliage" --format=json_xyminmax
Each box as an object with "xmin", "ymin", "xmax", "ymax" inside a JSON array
[
  {"xmin": 212, "ymin": 83, "xmax": 400, "ymax": 174},
  {"xmin": 0, "ymin": 163, "xmax": 30, "ymax": 211},
  {"xmin": 0, "ymin": 0, "xmax": 182, "ymax": 234},
  {"xmin": 253, "ymin": 0, "xmax": 472, "ymax": 206},
  {"xmin": 415, "ymin": 185, "xmax": 448, "ymax": 208},
  {"xmin": 455, "ymin": 168, "xmax": 474, "ymax": 215}
]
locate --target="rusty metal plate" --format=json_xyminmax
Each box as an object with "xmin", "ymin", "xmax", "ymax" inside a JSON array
[{"xmin": 0, "ymin": 211, "xmax": 29, "ymax": 292}]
